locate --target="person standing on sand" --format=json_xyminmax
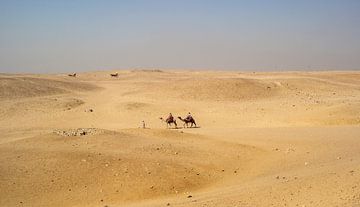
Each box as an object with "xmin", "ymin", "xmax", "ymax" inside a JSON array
[{"xmin": 141, "ymin": 120, "xmax": 146, "ymax": 129}]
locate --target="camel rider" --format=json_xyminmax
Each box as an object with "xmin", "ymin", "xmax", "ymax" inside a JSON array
[
  {"xmin": 167, "ymin": 113, "xmax": 174, "ymax": 122},
  {"xmin": 186, "ymin": 112, "xmax": 192, "ymax": 120}
]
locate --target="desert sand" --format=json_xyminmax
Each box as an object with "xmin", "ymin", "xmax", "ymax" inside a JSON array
[{"xmin": 0, "ymin": 70, "xmax": 360, "ymax": 207}]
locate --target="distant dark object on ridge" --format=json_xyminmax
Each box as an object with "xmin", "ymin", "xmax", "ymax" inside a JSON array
[{"xmin": 110, "ymin": 72, "xmax": 118, "ymax": 77}]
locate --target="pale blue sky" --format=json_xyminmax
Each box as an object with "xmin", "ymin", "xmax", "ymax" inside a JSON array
[{"xmin": 0, "ymin": 0, "xmax": 360, "ymax": 73}]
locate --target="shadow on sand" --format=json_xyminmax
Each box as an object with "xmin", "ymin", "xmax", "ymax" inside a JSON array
[{"xmin": 168, "ymin": 126, "xmax": 201, "ymax": 130}]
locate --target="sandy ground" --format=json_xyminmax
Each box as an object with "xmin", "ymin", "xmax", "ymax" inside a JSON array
[{"xmin": 0, "ymin": 70, "xmax": 360, "ymax": 207}]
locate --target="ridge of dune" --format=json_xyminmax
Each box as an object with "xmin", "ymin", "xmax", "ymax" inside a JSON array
[{"xmin": 0, "ymin": 76, "xmax": 99, "ymax": 99}]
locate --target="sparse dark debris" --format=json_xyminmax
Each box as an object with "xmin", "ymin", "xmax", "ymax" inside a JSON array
[{"xmin": 53, "ymin": 128, "xmax": 103, "ymax": 137}]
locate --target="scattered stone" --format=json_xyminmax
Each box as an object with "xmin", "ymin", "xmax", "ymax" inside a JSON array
[
  {"xmin": 276, "ymin": 176, "xmax": 280, "ymax": 179},
  {"xmin": 174, "ymin": 152, "xmax": 178, "ymax": 155},
  {"xmin": 167, "ymin": 203, "xmax": 171, "ymax": 206},
  {"xmin": 54, "ymin": 128, "xmax": 103, "ymax": 137},
  {"xmin": 187, "ymin": 195, "xmax": 193, "ymax": 198},
  {"xmin": 304, "ymin": 162, "xmax": 309, "ymax": 166},
  {"xmin": 337, "ymin": 156, "xmax": 342, "ymax": 160},
  {"xmin": 286, "ymin": 148, "xmax": 295, "ymax": 153}
]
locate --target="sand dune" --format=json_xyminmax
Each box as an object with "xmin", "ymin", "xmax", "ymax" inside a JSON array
[
  {"xmin": 143, "ymin": 78, "xmax": 281, "ymax": 101},
  {"xmin": 0, "ymin": 128, "xmax": 263, "ymax": 206},
  {"xmin": 0, "ymin": 75, "xmax": 98, "ymax": 99},
  {"xmin": 0, "ymin": 70, "xmax": 360, "ymax": 206}
]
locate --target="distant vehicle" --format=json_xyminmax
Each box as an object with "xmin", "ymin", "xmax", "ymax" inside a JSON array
[
  {"xmin": 68, "ymin": 73, "xmax": 76, "ymax": 77},
  {"xmin": 110, "ymin": 72, "xmax": 118, "ymax": 77}
]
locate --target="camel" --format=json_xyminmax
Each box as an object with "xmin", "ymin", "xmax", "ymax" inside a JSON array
[
  {"xmin": 178, "ymin": 116, "xmax": 197, "ymax": 128},
  {"xmin": 68, "ymin": 73, "xmax": 76, "ymax": 77},
  {"xmin": 159, "ymin": 117, "xmax": 177, "ymax": 128},
  {"xmin": 110, "ymin": 72, "xmax": 118, "ymax": 77}
]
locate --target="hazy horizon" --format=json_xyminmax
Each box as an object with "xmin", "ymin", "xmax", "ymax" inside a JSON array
[{"xmin": 1, "ymin": 0, "xmax": 360, "ymax": 73}]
